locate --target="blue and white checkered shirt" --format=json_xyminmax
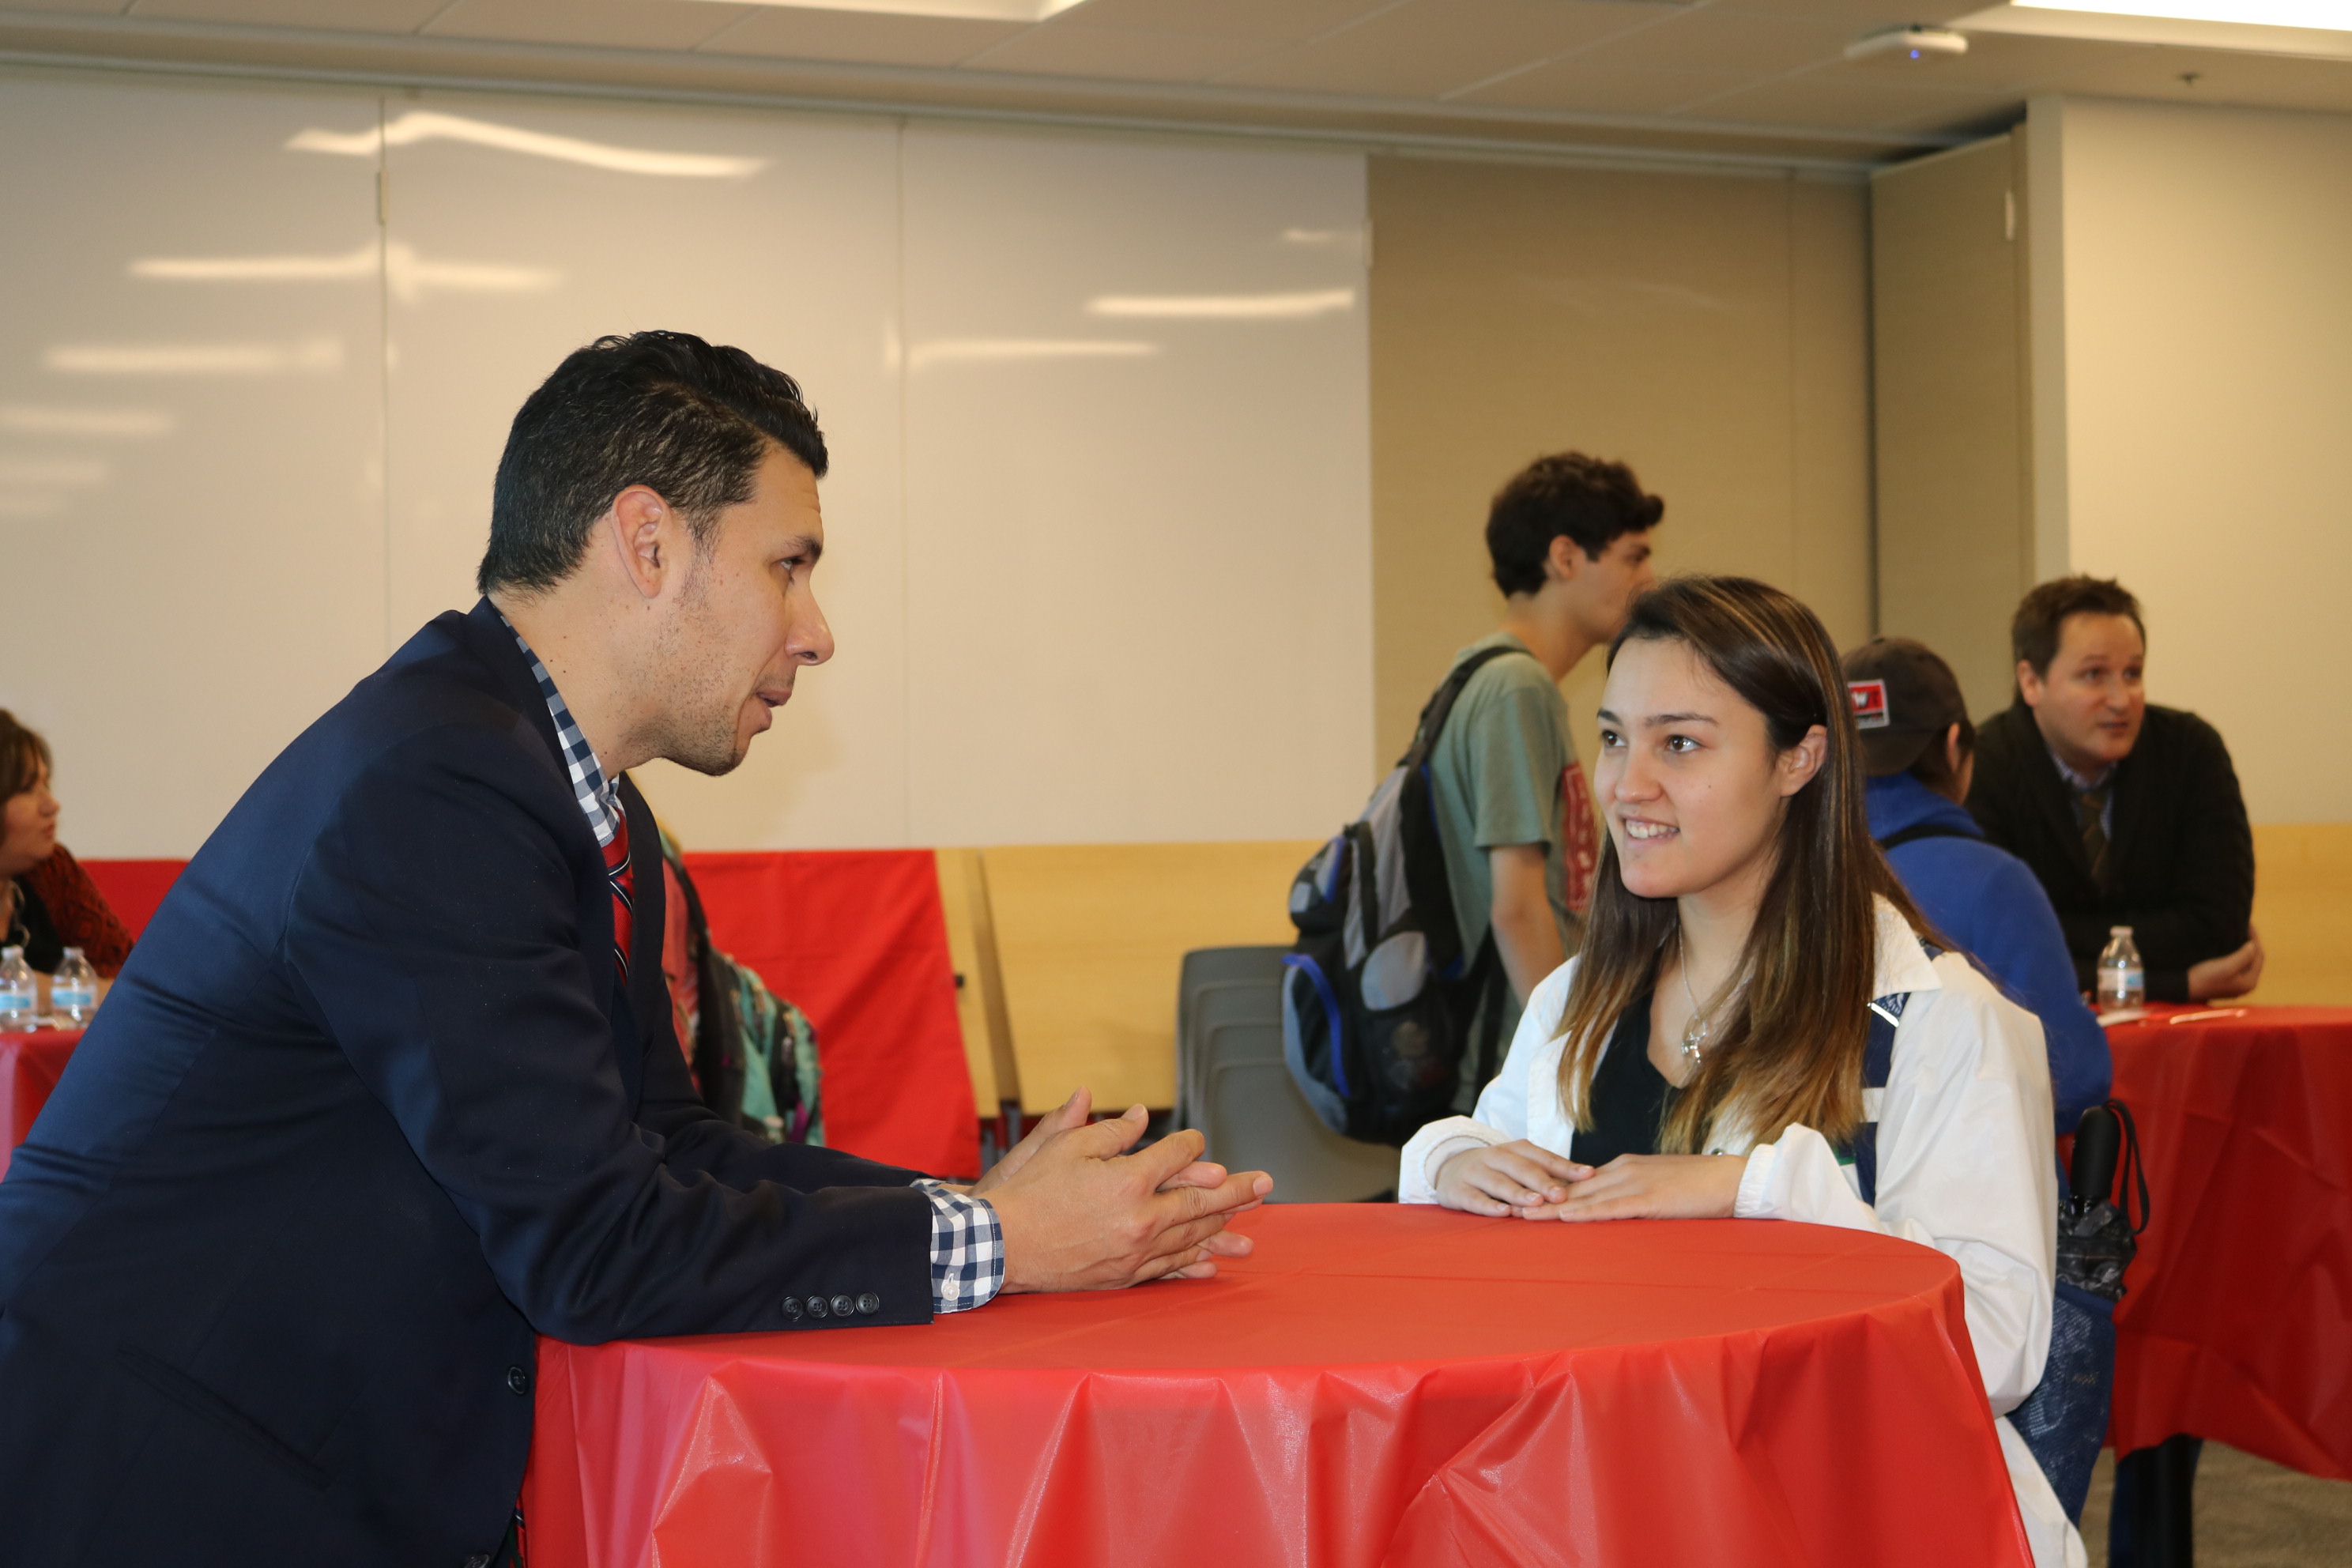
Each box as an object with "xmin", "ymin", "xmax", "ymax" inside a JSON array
[{"xmin": 503, "ymin": 613, "xmax": 1004, "ymax": 1315}]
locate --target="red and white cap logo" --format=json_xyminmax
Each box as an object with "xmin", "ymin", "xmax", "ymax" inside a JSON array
[{"xmin": 1849, "ymin": 679, "xmax": 1889, "ymax": 729}]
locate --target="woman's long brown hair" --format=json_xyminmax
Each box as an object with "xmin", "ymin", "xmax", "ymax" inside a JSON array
[{"xmin": 1551, "ymin": 576, "xmax": 1936, "ymax": 1153}]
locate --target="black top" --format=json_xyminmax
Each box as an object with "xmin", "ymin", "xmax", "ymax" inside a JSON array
[
  {"xmin": 1966, "ymin": 701, "xmax": 2254, "ymax": 1002},
  {"xmin": 4, "ymin": 875, "xmax": 62, "ymax": 973},
  {"xmin": 1578, "ymin": 989, "xmax": 1676, "ymax": 1167}
]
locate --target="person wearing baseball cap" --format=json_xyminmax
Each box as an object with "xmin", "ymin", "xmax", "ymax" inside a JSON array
[{"xmin": 1842, "ymin": 637, "xmax": 2110, "ymax": 1136}]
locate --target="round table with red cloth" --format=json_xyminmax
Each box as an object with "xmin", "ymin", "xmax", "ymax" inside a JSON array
[
  {"xmin": 2105, "ymin": 1004, "xmax": 2352, "ymax": 1478},
  {"xmin": 0, "ymin": 1027, "xmax": 82, "ymax": 1182},
  {"xmin": 522, "ymin": 1204, "xmax": 2031, "ymax": 1568}
]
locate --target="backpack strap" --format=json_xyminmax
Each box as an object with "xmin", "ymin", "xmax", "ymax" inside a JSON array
[
  {"xmin": 1845, "ymin": 937, "xmax": 1945, "ymax": 1205},
  {"xmin": 1402, "ymin": 644, "xmax": 1533, "ymax": 771},
  {"xmin": 1875, "ymin": 821, "xmax": 1981, "ymax": 853}
]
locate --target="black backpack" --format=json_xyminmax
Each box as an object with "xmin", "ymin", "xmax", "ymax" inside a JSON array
[{"xmin": 1280, "ymin": 646, "xmax": 1519, "ymax": 1147}]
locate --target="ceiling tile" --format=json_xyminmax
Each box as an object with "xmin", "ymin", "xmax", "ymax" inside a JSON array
[
  {"xmin": 1458, "ymin": 61, "xmax": 1756, "ymax": 114},
  {"xmin": 696, "ymin": 6, "xmax": 1021, "ymax": 67},
  {"xmin": 962, "ymin": 22, "xmax": 1276, "ymax": 82},
  {"xmin": 424, "ymin": 0, "xmax": 749, "ymax": 51},
  {"xmin": 1566, "ymin": 9, "xmax": 1853, "ymax": 76},
  {"xmin": 1219, "ymin": 0, "xmax": 1677, "ymax": 99},
  {"xmin": 1675, "ymin": 68, "xmax": 2014, "ymax": 130},
  {"xmin": 1705, "ymin": 0, "xmax": 1939, "ymax": 22},
  {"xmin": 125, "ymin": 0, "xmax": 449, "ymax": 30},
  {"xmin": 2033, "ymin": 44, "xmax": 2352, "ymax": 112},
  {"xmin": 1050, "ymin": 0, "xmax": 1396, "ymax": 45}
]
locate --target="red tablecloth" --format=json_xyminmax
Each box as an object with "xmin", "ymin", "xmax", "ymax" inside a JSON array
[
  {"xmin": 2106, "ymin": 1004, "xmax": 2352, "ymax": 1477},
  {"xmin": 522, "ymin": 1204, "xmax": 2032, "ymax": 1568},
  {"xmin": 0, "ymin": 1028, "xmax": 82, "ymax": 1181}
]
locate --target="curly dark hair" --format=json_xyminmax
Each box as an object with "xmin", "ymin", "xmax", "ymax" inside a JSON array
[{"xmin": 1485, "ymin": 452, "xmax": 1664, "ymax": 597}]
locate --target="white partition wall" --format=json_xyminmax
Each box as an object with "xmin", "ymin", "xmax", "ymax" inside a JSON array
[
  {"xmin": 0, "ymin": 76, "xmax": 387, "ymax": 858},
  {"xmin": 897, "ymin": 126, "xmax": 1370, "ymax": 846},
  {"xmin": 375, "ymin": 98, "xmax": 912, "ymax": 850},
  {"xmin": 2033, "ymin": 96, "xmax": 2352, "ymax": 826},
  {"xmin": 0, "ymin": 71, "xmax": 1374, "ymax": 855}
]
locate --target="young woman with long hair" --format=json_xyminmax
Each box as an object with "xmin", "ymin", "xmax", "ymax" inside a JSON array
[{"xmin": 1398, "ymin": 577, "xmax": 2080, "ymax": 1568}]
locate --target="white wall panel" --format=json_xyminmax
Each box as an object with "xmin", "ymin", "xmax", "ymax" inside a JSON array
[
  {"xmin": 380, "ymin": 96, "xmax": 910, "ymax": 851},
  {"xmin": 2, "ymin": 74, "xmax": 1374, "ymax": 854},
  {"xmin": 2049, "ymin": 98, "xmax": 2352, "ymax": 825},
  {"xmin": 899, "ymin": 126, "xmax": 1372, "ymax": 845},
  {"xmin": 0, "ymin": 75, "xmax": 385, "ymax": 858}
]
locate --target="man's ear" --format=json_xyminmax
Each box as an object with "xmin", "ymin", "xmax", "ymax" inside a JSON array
[
  {"xmin": 1546, "ymin": 533, "xmax": 1586, "ymax": 585},
  {"xmin": 608, "ymin": 484, "xmax": 675, "ymax": 601},
  {"xmin": 2015, "ymin": 659, "xmax": 2045, "ymax": 709}
]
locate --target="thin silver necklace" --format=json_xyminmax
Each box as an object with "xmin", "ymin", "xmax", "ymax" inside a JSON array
[{"xmin": 1676, "ymin": 933, "xmax": 1734, "ymax": 1068}]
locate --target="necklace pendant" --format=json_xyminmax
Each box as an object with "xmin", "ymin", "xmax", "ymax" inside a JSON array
[{"xmin": 1679, "ymin": 1020, "xmax": 1708, "ymax": 1068}]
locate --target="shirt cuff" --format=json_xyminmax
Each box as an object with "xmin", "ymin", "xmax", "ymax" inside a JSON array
[{"xmin": 916, "ymin": 1178, "xmax": 1004, "ymax": 1314}]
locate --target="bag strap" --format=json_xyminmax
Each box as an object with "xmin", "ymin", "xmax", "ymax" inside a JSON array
[
  {"xmin": 1401, "ymin": 644, "xmax": 1532, "ymax": 771},
  {"xmin": 1875, "ymin": 821, "xmax": 1981, "ymax": 853}
]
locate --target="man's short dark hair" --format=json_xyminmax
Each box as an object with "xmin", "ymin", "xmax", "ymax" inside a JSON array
[
  {"xmin": 2011, "ymin": 575, "xmax": 2146, "ymax": 679},
  {"xmin": 477, "ymin": 330, "xmax": 829, "ymax": 596},
  {"xmin": 1486, "ymin": 453, "xmax": 1664, "ymax": 597}
]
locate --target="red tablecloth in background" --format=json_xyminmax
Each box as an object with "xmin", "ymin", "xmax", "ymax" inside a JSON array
[
  {"xmin": 683, "ymin": 850, "xmax": 975, "ymax": 1178},
  {"xmin": 83, "ymin": 853, "xmax": 980, "ymax": 1179},
  {"xmin": 2105, "ymin": 1005, "xmax": 2352, "ymax": 1478},
  {"xmin": 522, "ymin": 1205, "xmax": 2033, "ymax": 1568},
  {"xmin": 78, "ymin": 859, "xmax": 182, "ymax": 940},
  {"xmin": 0, "ymin": 1029, "xmax": 82, "ymax": 1180}
]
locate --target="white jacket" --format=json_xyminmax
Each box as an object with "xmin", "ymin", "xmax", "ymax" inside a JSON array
[{"xmin": 1399, "ymin": 896, "xmax": 2085, "ymax": 1568}]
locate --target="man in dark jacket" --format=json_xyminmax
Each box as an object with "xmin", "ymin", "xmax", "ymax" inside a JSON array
[
  {"xmin": 0, "ymin": 332, "xmax": 1268, "ymax": 1566},
  {"xmin": 1845, "ymin": 638, "xmax": 2109, "ymax": 1135},
  {"xmin": 1966, "ymin": 576, "xmax": 2260, "ymax": 1003}
]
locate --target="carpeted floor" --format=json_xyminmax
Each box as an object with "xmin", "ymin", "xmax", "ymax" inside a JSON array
[{"xmin": 2077, "ymin": 1444, "xmax": 2352, "ymax": 1566}]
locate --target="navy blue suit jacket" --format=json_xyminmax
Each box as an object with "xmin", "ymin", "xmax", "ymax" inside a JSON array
[{"xmin": 0, "ymin": 600, "xmax": 936, "ymax": 1566}]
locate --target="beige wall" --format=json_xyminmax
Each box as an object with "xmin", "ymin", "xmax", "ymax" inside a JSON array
[
  {"xmin": 1366, "ymin": 156, "xmax": 1874, "ymax": 773},
  {"xmin": 1870, "ymin": 133, "xmax": 2038, "ymax": 722},
  {"xmin": 2045, "ymin": 96, "xmax": 2352, "ymax": 828}
]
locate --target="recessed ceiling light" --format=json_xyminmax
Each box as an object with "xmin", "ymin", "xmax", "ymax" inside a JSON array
[
  {"xmin": 2011, "ymin": 0, "xmax": 2350, "ymax": 25},
  {"xmin": 1951, "ymin": 1, "xmax": 2352, "ymax": 54},
  {"xmin": 681, "ymin": 0, "xmax": 1087, "ymax": 19}
]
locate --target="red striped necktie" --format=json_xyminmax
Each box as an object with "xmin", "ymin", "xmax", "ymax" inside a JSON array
[{"xmin": 603, "ymin": 810, "xmax": 635, "ymax": 984}]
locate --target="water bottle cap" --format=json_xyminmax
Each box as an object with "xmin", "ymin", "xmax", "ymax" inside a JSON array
[
  {"xmin": 62, "ymin": 947, "xmax": 83, "ymax": 959},
  {"xmin": 2109, "ymin": 925, "xmax": 2131, "ymax": 937}
]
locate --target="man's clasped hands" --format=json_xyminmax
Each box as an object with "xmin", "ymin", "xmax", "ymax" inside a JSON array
[{"xmin": 965, "ymin": 1087, "xmax": 1276, "ymax": 1293}]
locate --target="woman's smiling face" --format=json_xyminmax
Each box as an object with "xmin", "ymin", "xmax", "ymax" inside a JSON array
[{"xmin": 1594, "ymin": 636, "xmax": 1822, "ymax": 905}]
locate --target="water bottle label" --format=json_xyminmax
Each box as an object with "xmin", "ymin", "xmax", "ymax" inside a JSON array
[
  {"xmin": 0, "ymin": 993, "xmax": 32, "ymax": 1017},
  {"xmin": 52, "ymin": 987, "xmax": 96, "ymax": 1011}
]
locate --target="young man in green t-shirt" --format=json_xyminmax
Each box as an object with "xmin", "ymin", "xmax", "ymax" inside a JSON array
[{"xmin": 1428, "ymin": 453, "xmax": 1662, "ymax": 1095}]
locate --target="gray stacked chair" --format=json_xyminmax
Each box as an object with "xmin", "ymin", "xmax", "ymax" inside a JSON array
[{"xmin": 1177, "ymin": 946, "xmax": 1398, "ymax": 1203}]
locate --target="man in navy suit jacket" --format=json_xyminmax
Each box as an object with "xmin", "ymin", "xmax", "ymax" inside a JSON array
[{"xmin": 0, "ymin": 332, "xmax": 1269, "ymax": 1566}]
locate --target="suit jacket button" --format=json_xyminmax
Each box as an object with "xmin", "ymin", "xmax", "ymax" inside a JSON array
[
  {"xmin": 857, "ymin": 1293, "xmax": 880, "ymax": 1315},
  {"xmin": 830, "ymin": 1295, "xmax": 855, "ymax": 1318},
  {"xmin": 782, "ymin": 1295, "xmax": 805, "ymax": 1321},
  {"xmin": 505, "ymin": 1366, "xmax": 530, "ymax": 1396},
  {"xmin": 808, "ymin": 1295, "xmax": 830, "ymax": 1318}
]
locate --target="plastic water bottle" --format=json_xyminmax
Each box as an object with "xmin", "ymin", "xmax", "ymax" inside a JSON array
[
  {"xmin": 0, "ymin": 946, "xmax": 36, "ymax": 1030},
  {"xmin": 50, "ymin": 947, "xmax": 98, "ymax": 1026},
  {"xmin": 2097, "ymin": 925, "xmax": 2145, "ymax": 1009}
]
